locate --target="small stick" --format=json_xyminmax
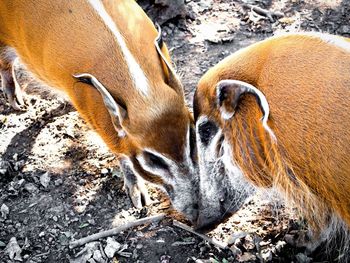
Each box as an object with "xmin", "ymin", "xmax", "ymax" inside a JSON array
[
  {"xmin": 242, "ymin": 4, "xmax": 284, "ymax": 22},
  {"xmin": 69, "ymin": 214, "xmax": 165, "ymax": 249},
  {"xmin": 173, "ymin": 220, "xmax": 228, "ymax": 250}
]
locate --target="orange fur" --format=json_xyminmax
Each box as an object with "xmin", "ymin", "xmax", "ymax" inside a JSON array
[
  {"xmin": 0, "ymin": 0, "xmax": 192, "ymax": 186},
  {"xmin": 194, "ymin": 33, "xmax": 350, "ymax": 234}
]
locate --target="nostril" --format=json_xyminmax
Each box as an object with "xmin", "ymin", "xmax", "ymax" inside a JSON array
[{"xmin": 193, "ymin": 203, "xmax": 199, "ymax": 210}]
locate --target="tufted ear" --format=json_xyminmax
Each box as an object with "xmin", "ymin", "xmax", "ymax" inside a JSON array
[
  {"xmin": 216, "ymin": 79, "xmax": 276, "ymax": 142},
  {"xmin": 73, "ymin": 73, "xmax": 127, "ymax": 137},
  {"xmin": 154, "ymin": 23, "xmax": 184, "ymax": 96}
]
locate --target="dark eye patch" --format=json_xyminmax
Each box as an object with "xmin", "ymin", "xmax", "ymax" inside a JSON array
[
  {"xmin": 143, "ymin": 151, "xmax": 169, "ymax": 170},
  {"xmin": 197, "ymin": 120, "xmax": 219, "ymax": 146}
]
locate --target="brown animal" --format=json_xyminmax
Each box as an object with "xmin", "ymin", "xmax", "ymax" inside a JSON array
[
  {"xmin": 193, "ymin": 32, "xmax": 350, "ymax": 252},
  {"xmin": 0, "ymin": 0, "xmax": 199, "ymax": 222}
]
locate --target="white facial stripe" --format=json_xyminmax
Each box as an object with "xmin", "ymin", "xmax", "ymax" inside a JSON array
[
  {"xmin": 87, "ymin": 0, "xmax": 149, "ymax": 96},
  {"xmin": 184, "ymin": 124, "xmax": 192, "ymax": 165}
]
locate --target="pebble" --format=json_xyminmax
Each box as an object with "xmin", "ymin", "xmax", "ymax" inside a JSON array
[
  {"xmin": 104, "ymin": 237, "xmax": 121, "ymax": 258},
  {"xmin": 17, "ymin": 179, "xmax": 25, "ymax": 187},
  {"xmin": 4, "ymin": 237, "xmax": 22, "ymax": 261},
  {"xmin": 40, "ymin": 172, "xmax": 51, "ymax": 188},
  {"xmin": 238, "ymin": 252, "xmax": 256, "ymax": 262},
  {"xmin": 54, "ymin": 178, "xmax": 63, "ymax": 186},
  {"xmin": 24, "ymin": 183, "xmax": 39, "ymax": 193},
  {"xmin": 136, "ymin": 244, "xmax": 143, "ymax": 249},
  {"xmin": 338, "ymin": 25, "xmax": 350, "ymax": 34},
  {"xmin": 93, "ymin": 250, "xmax": 105, "ymax": 262},
  {"xmin": 1, "ymin": 203, "xmax": 9, "ymax": 219},
  {"xmin": 53, "ymin": 216, "xmax": 58, "ymax": 222},
  {"xmin": 275, "ymin": 240, "xmax": 286, "ymax": 252},
  {"xmin": 101, "ymin": 168, "xmax": 109, "ymax": 175},
  {"xmin": 262, "ymin": 250, "xmax": 273, "ymax": 261},
  {"xmin": 227, "ymin": 231, "xmax": 248, "ymax": 245},
  {"xmin": 39, "ymin": 231, "xmax": 45, "ymax": 237}
]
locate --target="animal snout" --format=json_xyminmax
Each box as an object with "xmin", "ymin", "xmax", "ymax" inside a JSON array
[
  {"xmin": 195, "ymin": 211, "xmax": 223, "ymax": 231},
  {"xmin": 185, "ymin": 202, "xmax": 200, "ymax": 224}
]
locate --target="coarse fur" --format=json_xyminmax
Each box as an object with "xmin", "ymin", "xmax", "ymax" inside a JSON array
[
  {"xmin": 0, "ymin": 0, "xmax": 199, "ymax": 222},
  {"xmin": 193, "ymin": 32, "xmax": 350, "ymax": 257}
]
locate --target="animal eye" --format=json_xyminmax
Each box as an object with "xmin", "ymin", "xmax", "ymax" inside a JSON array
[
  {"xmin": 143, "ymin": 151, "xmax": 169, "ymax": 170},
  {"xmin": 197, "ymin": 120, "xmax": 219, "ymax": 146}
]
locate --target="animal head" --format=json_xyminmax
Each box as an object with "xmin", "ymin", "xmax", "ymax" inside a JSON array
[
  {"xmin": 193, "ymin": 33, "xmax": 350, "ymax": 242},
  {"xmin": 72, "ymin": 24, "xmax": 199, "ymax": 223},
  {"xmin": 192, "ymin": 80, "xmax": 271, "ymax": 228}
]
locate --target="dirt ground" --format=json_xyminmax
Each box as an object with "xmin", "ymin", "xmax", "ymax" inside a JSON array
[{"xmin": 1, "ymin": 1, "xmax": 349, "ymax": 262}]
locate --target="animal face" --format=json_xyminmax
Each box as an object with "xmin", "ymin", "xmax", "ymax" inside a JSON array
[{"xmin": 193, "ymin": 97, "xmax": 255, "ymax": 229}]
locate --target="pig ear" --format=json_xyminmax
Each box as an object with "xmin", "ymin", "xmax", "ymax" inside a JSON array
[
  {"xmin": 73, "ymin": 73, "xmax": 127, "ymax": 137},
  {"xmin": 154, "ymin": 23, "xmax": 184, "ymax": 97},
  {"xmin": 216, "ymin": 79, "xmax": 276, "ymax": 142}
]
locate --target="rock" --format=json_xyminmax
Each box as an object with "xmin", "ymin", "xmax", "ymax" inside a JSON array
[
  {"xmin": 104, "ymin": 237, "xmax": 121, "ymax": 258},
  {"xmin": 227, "ymin": 231, "xmax": 248, "ymax": 245},
  {"xmin": 160, "ymin": 254, "xmax": 171, "ymax": 263},
  {"xmin": 88, "ymin": 218, "xmax": 96, "ymax": 225},
  {"xmin": 338, "ymin": 25, "xmax": 350, "ymax": 34},
  {"xmin": 24, "ymin": 183, "xmax": 39, "ymax": 193},
  {"xmin": 93, "ymin": 249, "xmax": 106, "ymax": 263},
  {"xmin": 16, "ymin": 179, "xmax": 25, "ymax": 188},
  {"xmin": 40, "ymin": 172, "xmax": 51, "ymax": 188},
  {"xmin": 1, "ymin": 203, "xmax": 9, "ymax": 219},
  {"xmin": 0, "ymin": 240, "xmax": 6, "ymax": 247},
  {"xmin": 242, "ymin": 234, "xmax": 255, "ymax": 250},
  {"xmin": 261, "ymin": 250, "xmax": 273, "ymax": 262},
  {"xmin": 101, "ymin": 168, "xmax": 109, "ymax": 175},
  {"xmin": 136, "ymin": 244, "xmax": 143, "ymax": 249},
  {"xmin": 238, "ymin": 252, "xmax": 256, "ymax": 262},
  {"xmin": 198, "ymin": 0, "xmax": 212, "ymax": 12},
  {"xmin": 71, "ymin": 242, "xmax": 101, "ymax": 263},
  {"xmin": 275, "ymin": 240, "xmax": 286, "ymax": 253},
  {"xmin": 4, "ymin": 237, "xmax": 22, "ymax": 262}
]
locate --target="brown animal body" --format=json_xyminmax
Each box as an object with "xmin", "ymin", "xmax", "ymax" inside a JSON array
[
  {"xmin": 193, "ymin": 33, "xmax": 350, "ymax": 252},
  {"xmin": 0, "ymin": 0, "xmax": 199, "ymax": 222}
]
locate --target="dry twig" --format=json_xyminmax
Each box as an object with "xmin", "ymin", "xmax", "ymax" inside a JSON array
[
  {"xmin": 243, "ymin": 4, "xmax": 284, "ymax": 22},
  {"xmin": 69, "ymin": 214, "xmax": 165, "ymax": 249},
  {"xmin": 173, "ymin": 220, "xmax": 229, "ymax": 250}
]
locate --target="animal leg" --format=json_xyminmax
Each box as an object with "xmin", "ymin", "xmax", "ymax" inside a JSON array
[
  {"xmin": 0, "ymin": 47, "xmax": 26, "ymax": 111},
  {"xmin": 119, "ymin": 158, "xmax": 151, "ymax": 208}
]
